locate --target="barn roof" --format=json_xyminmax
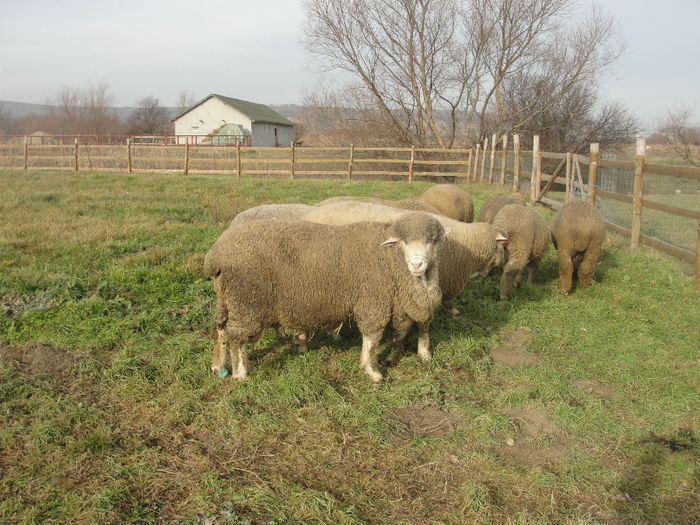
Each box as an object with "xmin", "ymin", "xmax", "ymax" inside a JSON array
[{"xmin": 173, "ymin": 94, "xmax": 293, "ymax": 126}]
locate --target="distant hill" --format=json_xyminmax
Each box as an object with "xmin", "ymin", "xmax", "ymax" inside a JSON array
[{"xmin": 0, "ymin": 100, "xmax": 302, "ymax": 123}]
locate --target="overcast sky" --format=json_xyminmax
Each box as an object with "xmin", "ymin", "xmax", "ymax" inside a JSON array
[{"xmin": 1, "ymin": 0, "xmax": 698, "ymax": 130}]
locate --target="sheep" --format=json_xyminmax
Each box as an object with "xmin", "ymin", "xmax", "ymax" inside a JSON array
[
  {"xmin": 550, "ymin": 201, "xmax": 605, "ymax": 294},
  {"xmin": 419, "ymin": 184, "xmax": 474, "ymax": 222},
  {"xmin": 476, "ymin": 192, "xmax": 527, "ymax": 223},
  {"xmin": 229, "ymin": 203, "xmax": 312, "ymax": 226},
  {"xmin": 315, "ymin": 195, "xmax": 442, "ymax": 215},
  {"xmin": 304, "ymin": 201, "xmax": 507, "ymax": 315},
  {"xmin": 203, "ymin": 212, "xmax": 445, "ymax": 382},
  {"xmin": 491, "ymin": 203, "xmax": 549, "ymax": 300}
]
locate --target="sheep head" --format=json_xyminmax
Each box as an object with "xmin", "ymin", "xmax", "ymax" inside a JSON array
[{"xmin": 381, "ymin": 212, "xmax": 445, "ymax": 278}]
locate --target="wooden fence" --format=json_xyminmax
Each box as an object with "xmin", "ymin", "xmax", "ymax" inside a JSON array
[{"xmin": 1, "ymin": 135, "xmax": 698, "ymax": 288}]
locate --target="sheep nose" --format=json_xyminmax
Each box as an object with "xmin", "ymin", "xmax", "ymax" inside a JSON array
[{"xmin": 410, "ymin": 259, "xmax": 426, "ymax": 274}]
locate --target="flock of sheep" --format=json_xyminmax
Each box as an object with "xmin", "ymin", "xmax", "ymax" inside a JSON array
[{"xmin": 204, "ymin": 184, "xmax": 605, "ymax": 382}]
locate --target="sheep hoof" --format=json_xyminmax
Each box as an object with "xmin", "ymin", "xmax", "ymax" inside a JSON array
[
  {"xmin": 449, "ymin": 307, "xmax": 460, "ymax": 316},
  {"xmin": 217, "ymin": 368, "xmax": 229, "ymax": 379}
]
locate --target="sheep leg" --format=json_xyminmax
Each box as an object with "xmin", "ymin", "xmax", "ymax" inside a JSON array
[
  {"xmin": 527, "ymin": 256, "xmax": 541, "ymax": 284},
  {"xmin": 499, "ymin": 262, "xmax": 521, "ymax": 300},
  {"xmin": 417, "ymin": 321, "xmax": 432, "ymax": 361},
  {"xmin": 359, "ymin": 331, "xmax": 383, "ymax": 383},
  {"xmin": 229, "ymin": 342, "xmax": 249, "ymax": 380},
  {"xmin": 577, "ymin": 245, "xmax": 601, "ymax": 289},
  {"xmin": 293, "ymin": 333, "xmax": 308, "ymax": 353},
  {"xmin": 442, "ymin": 298, "xmax": 460, "ymax": 316},
  {"xmin": 557, "ymin": 250, "xmax": 575, "ymax": 294},
  {"xmin": 211, "ymin": 327, "xmax": 229, "ymax": 377}
]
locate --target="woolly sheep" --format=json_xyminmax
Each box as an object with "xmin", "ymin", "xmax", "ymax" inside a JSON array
[
  {"xmin": 305, "ymin": 201, "xmax": 507, "ymax": 315},
  {"xmin": 550, "ymin": 201, "xmax": 605, "ymax": 294},
  {"xmin": 203, "ymin": 213, "xmax": 445, "ymax": 382},
  {"xmin": 419, "ymin": 184, "xmax": 474, "ymax": 222},
  {"xmin": 492, "ymin": 203, "xmax": 549, "ymax": 300},
  {"xmin": 230, "ymin": 203, "xmax": 312, "ymax": 226},
  {"xmin": 476, "ymin": 192, "xmax": 527, "ymax": 223}
]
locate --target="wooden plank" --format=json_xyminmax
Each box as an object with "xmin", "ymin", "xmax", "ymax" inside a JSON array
[
  {"xmin": 599, "ymin": 158, "xmax": 634, "ymax": 169},
  {"xmin": 596, "ymin": 188, "xmax": 633, "ymax": 204},
  {"xmin": 641, "ymin": 199, "xmax": 700, "ymax": 220},
  {"xmin": 536, "ymin": 157, "xmax": 566, "ymax": 201},
  {"xmin": 644, "ymin": 163, "xmax": 700, "ymax": 180}
]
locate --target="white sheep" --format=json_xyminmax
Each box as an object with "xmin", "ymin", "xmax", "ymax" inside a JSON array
[
  {"xmin": 419, "ymin": 184, "xmax": 474, "ymax": 222},
  {"xmin": 476, "ymin": 193, "xmax": 527, "ymax": 223},
  {"xmin": 204, "ymin": 213, "xmax": 445, "ymax": 382}
]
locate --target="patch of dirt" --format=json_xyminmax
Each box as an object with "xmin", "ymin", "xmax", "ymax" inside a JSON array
[
  {"xmin": 501, "ymin": 407, "xmax": 574, "ymax": 470},
  {"xmin": 572, "ymin": 379, "xmax": 615, "ymax": 400},
  {"xmin": 0, "ymin": 341, "xmax": 74, "ymax": 377},
  {"xmin": 389, "ymin": 403, "xmax": 462, "ymax": 444},
  {"xmin": 490, "ymin": 328, "xmax": 538, "ymax": 366}
]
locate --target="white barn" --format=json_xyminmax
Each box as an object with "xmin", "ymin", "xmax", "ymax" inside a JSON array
[{"xmin": 173, "ymin": 94, "xmax": 294, "ymax": 147}]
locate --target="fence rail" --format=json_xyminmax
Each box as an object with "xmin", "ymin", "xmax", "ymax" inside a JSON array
[{"xmin": 1, "ymin": 135, "xmax": 698, "ymax": 288}]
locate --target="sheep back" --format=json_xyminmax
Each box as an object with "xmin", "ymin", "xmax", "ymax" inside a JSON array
[
  {"xmin": 229, "ymin": 203, "xmax": 313, "ymax": 227},
  {"xmin": 476, "ymin": 193, "xmax": 527, "ymax": 223},
  {"xmin": 315, "ymin": 195, "xmax": 442, "ymax": 215},
  {"xmin": 420, "ymin": 184, "xmax": 474, "ymax": 222},
  {"xmin": 550, "ymin": 201, "xmax": 605, "ymax": 294}
]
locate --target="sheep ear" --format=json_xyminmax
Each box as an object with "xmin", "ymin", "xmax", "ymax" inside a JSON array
[
  {"xmin": 381, "ymin": 237, "xmax": 399, "ymax": 247},
  {"xmin": 442, "ymin": 226, "xmax": 451, "ymax": 238},
  {"xmin": 496, "ymin": 234, "xmax": 508, "ymax": 245}
]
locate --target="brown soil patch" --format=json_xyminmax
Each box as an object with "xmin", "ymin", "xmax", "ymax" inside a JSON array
[
  {"xmin": 490, "ymin": 328, "xmax": 538, "ymax": 366},
  {"xmin": 389, "ymin": 403, "xmax": 462, "ymax": 444},
  {"xmin": 572, "ymin": 379, "xmax": 615, "ymax": 400},
  {"xmin": 502, "ymin": 407, "xmax": 574, "ymax": 470},
  {"xmin": 0, "ymin": 341, "xmax": 74, "ymax": 376}
]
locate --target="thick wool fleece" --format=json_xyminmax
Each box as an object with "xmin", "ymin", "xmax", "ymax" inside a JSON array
[
  {"xmin": 419, "ymin": 184, "xmax": 474, "ymax": 222},
  {"xmin": 204, "ymin": 214, "xmax": 444, "ymax": 350},
  {"xmin": 476, "ymin": 193, "xmax": 527, "ymax": 223},
  {"xmin": 492, "ymin": 203, "xmax": 549, "ymax": 300},
  {"xmin": 315, "ymin": 195, "xmax": 442, "ymax": 214},
  {"xmin": 229, "ymin": 203, "xmax": 313, "ymax": 227},
  {"xmin": 550, "ymin": 201, "xmax": 605, "ymax": 294},
  {"xmin": 305, "ymin": 202, "xmax": 506, "ymax": 310}
]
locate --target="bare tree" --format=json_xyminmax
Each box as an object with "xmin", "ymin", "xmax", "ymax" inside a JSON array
[
  {"xmin": 128, "ymin": 96, "xmax": 172, "ymax": 135},
  {"xmin": 176, "ymin": 90, "xmax": 197, "ymax": 114},
  {"xmin": 0, "ymin": 105, "xmax": 14, "ymax": 134},
  {"xmin": 655, "ymin": 106, "xmax": 697, "ymax": 165},
  {"xmin": 303, "ymin": 0, "xmax": 626, "ymax": 148},
  {"xmin": 47, "ymin": 81, "xmax": 121, "ymax": 136}
]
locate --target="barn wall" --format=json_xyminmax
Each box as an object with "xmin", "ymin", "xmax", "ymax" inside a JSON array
[
  {"xmin": 251, "ymin": 122, "xmax": 294, "ymax": 147},
  {"xmin": 174, "ymin": 98, "xmax": 253, "ymax": 142}
]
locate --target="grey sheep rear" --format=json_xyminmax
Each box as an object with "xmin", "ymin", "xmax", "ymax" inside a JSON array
[
  {"xmin": 492, "ymin": 203, "xmax": 549, "ymax": 300},
  {"xmin": 550, "ymin": 201, "xmax": 605, "ymax": 294},
  {"xmin": 476, "ymin": 193, "xmax": 527, "ymax": 223},
  {"xmin": 204, "ymin": 213, "xmax": 445, "ymax": 382}
]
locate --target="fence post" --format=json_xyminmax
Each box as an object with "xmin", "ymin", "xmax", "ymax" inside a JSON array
[
  {"xmin": 588, "ymin": 142, "xmax": 599, "ymax": 206},
  {"xmin": 23, "ymin": 137, "xmax": 28, "ymax": 170},
  {"xmin": 466, "ymin": 148, "xmax": 473, "ymax": 183},
  {"xmin": 127, "ymin": 138, "xmax": 132, "ymax": 173},
  {"xmin": 74, "ymin": 139, "xmax": 79, "ymax": 171},
  {"xmin": 408, "ymin": 145, "xmax": 415, "ymax": 182},
  {"xmin": 480, "ymin": 137, "xmax": 488, "ymax": 181},
  {"xmin": 472, "ymin": 143, "xmax": 480, "ymax": 182},
  {"xmin": 499, "ymin": 134, "xmax": 507, "ymax": 185},
  {"xmin": 530, "ymin": 135, "xmax": 539, "ymax": 201},
  {"xmin": 290, "ymin": 141, "xmax": 295, "ymax": 180},
  {"xmin": 631, "ymin": 136, "xmax": 646, "ymax": 249},
  {"xmin": 348, "ymin": 144, "xmax": 355, "ymax": 180},
  {"xmin": 565, "ymin": 152, "xmax": 572, "ymax": 203},
  {"xmin": 236, "ymin": 142, "xmax": 241, "ymax": 178},
  {"xmin": 695, "ymin": 221, "xmax": 700, "ymax": 291},
  {"xmin": 513, "ymin": 134, "xmax": 520, "ymax": 191},
  {"xmin": 184, "ymin": 141, "xmax": 190, "ymax": 175},
  {"xmin": 488, "ymin": 133, "xmax": 496, "ymax": 183}
]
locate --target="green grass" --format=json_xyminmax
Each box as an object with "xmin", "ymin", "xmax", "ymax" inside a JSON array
[{"xmin": 1, "ymin": 170, "xmax": 698, "ymax": 524}]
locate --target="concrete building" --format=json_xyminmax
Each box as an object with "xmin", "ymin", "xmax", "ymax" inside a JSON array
[{"xmin": 173, "ymin": 94, "xmax": 293, "ymax": 147}]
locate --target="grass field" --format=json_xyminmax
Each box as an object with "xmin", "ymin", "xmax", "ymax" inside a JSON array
[{"xmin": 1, "ymin": 170, "xmax": 698, "ymax": 524}]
